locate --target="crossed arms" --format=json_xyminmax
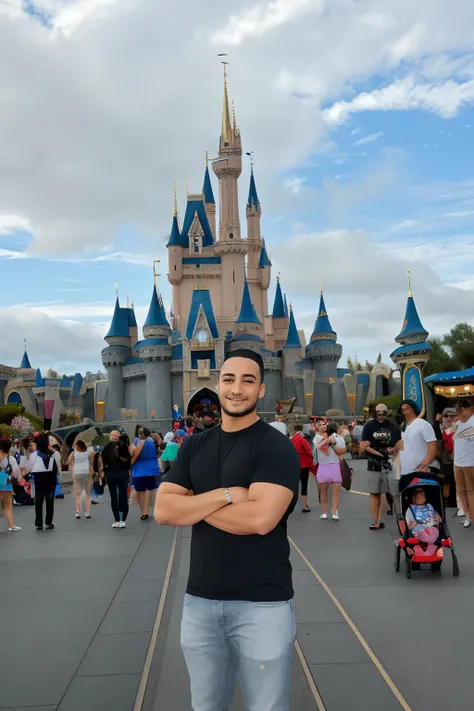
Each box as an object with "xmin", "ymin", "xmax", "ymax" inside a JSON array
[{"xmin": 154, "ymin": 481, "xmax": 293, "ymax": 536}]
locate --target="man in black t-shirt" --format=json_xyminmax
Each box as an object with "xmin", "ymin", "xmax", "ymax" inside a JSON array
[
  {"xmin": 360, "ymin": 404, "xmax": 402, "ymax": 531},
  {"xmin": 155, "ymin": 349, "xmax": 300, "ymax": 711}
]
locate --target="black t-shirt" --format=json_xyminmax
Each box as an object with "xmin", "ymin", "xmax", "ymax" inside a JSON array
[
  {"xmin": 362, "ymin": 419, "xmax": 401, "ymax": 469},
  {"xmin": 164, "ymin": 419, "xmax": 300, "ymax": 602}
]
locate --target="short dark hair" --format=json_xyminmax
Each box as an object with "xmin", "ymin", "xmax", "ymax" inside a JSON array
[
  {"xmin": 222, "ymin": 349, "xmax": 265, "ymax": 383},
  {"xmin": 327, "ymin": 422, "xmax": 339, "ymax": 436},
  {"xmin": 294, "ymin": 424, "xmax": 303, "ymax": 432},
  {"xmin": 457, "ymin": 399, "xmax": 472, "ymax": 410},
  {"xmin": 0, "ymin": 438, "xmax": 11, "ymax": 453},
  {"xmin": 75, "ymin": 440, "xmax": 87, "ymax": 452}
]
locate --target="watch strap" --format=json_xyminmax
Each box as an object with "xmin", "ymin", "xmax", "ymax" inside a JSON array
[{"xmin": 224, "ymin": 487, "xmax": 232, "ymax": 505}]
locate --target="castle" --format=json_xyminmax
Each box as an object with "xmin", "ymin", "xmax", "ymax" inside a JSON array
[{"xmin": 99, "ymin": 71, "xmax": 400, "ymax": 423}]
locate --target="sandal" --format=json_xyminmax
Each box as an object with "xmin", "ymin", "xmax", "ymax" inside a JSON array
[
  {"xmin": 302, "ymin": 507, "xmax": 311, "ymax": 513},
  {"xmin": 140, "ymin": 514, "xmax": 149, "ymax": 521},
  {"xmin": 369, "ymin": 522, "xmax": 385, "ymax": 530}
]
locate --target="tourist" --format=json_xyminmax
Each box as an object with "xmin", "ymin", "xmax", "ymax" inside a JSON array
[
  {"xmin": 270, "ymin": 414, "xmax": 289, "ymax": 436},
  {"xmin": 0, "ymin": 438, "xmax": 23, "ymax": 531},
  {"xmin": 131, "ymin": 426, "xmax": 159, "ymax": 521},
  {"xmin": 23, "ymin": 433, "xmax": 58, "ymax": 530},
  {"xmin": 352, "ymin": 420, "xmax": 364, "ymax": 457},
  {"xmin": 155, "ymin": 348, "xmax": 300, "ymax": 711},
  {"xmin": 399, "ymin": 400, "xmax": 439, "ymax": 488},
  {"xmin": 314, "ymin": 422, "xmax": 346, "ymax": 520},
  {"xmin": 359, "ymin": 404, "xmax": 402, "ymax": 530},
  {"xmin": 184, "ymin": 416, "xmax": 195, "ymax": 434},
  {"xmin": 100, "ymin": 430, "xmax": 131, "ymax": 529},
  {"xmin": 68, "ymin": 439, "xmax": 93, "ymax": 519},
  {"xmin": 291, "ymin": 424, "xmax": 314, "ymax": 512},
  {"xmin": 453, "ymin": 400, "xmax": 474, "ymax": 529},
  {"xmin": 161, "ymin": 432, "xmax": 179, "ymax": 474},
  {"xmin": 440, "ymin": 407, "xmax": 460, "ymax": 512}
]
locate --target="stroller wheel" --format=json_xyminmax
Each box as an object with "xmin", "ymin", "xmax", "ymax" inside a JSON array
[
  {"xmin": 393, "ymin": 543, "xmax": 401, "ymax": 572},
  {"xmin": 405, "ymin": 559, "xmax": 412, "ymax": 579},
  {"xmin": 431, "ymin": 561, "xmax": 442, "ymax": 573},
  {"xmin": 453, "ymin": 555, "xmax": 460, "ymax": 577}
]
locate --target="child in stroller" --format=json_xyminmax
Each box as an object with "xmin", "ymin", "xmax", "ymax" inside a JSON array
[{"xmin": 405, "ymin": 485, "xmax": 443, "ymax": 558}]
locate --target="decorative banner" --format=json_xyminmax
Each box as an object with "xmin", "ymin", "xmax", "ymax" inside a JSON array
[
  {"xmin": 347, "ymin": 393, "xmax": 356, "ymax": 415},
  {"xmin": 95, "ymin": 401, "xmax": 105, "ymax": 424},
  {"xmin": 403, "ymin": 364, "xmax": 425, "ymax": 416}
]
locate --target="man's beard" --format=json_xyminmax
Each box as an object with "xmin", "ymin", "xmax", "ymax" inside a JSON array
[{"xmin": 220, "ymin": 396, "xmax": 259, "ymax": 419}]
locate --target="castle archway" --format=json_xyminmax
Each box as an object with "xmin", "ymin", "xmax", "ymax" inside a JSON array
[
  {"xmin": 187, "ymin": 387, "xmax": 220, "ymax": 416},
  {"xmin": 7, "ymin": 391, "xmax": 22, "ymax": 405}
]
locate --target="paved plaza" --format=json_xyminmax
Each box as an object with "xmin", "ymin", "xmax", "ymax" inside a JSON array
[{"xmin": 1, "ymin": 460, "xmax": 472, "ymax": 711}]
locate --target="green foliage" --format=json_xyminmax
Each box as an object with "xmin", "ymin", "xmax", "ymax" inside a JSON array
[
  {"xmin": 376, "ymin": 352, "xmax": 382, "ymax": 363},
  {"xmin": 443, "ymin": 322, "xmax": 474, "ymax": 370},
  {"xmin": 0, "ymin": 423, "xmax": 13, "ymax": 438},
  {"xmin": 424, "ymin": 337, "xmax": 459, "ymax": 377},
  {"xmin": 0, "ymin": 405, "xmax": 43, "ymax": 431},
  {"xmin": 347, "ymin": 357, "xmax": 354, "ymax": 371}
]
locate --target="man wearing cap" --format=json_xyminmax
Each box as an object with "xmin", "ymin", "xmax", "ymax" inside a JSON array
[
  {"xmin": 360, "ymin": 404, "xmax": 402, "ymax": 530},
  {"xmin": 155, "ymin": 348, "xmax": 300, "ymax": 711},
  {"xmin": 441, "ymin": 407, "xmax": 460, "ymax": 512},
  {"xmin": 453, "ymin": 400, "xmax": 474, "ymax": 529}
]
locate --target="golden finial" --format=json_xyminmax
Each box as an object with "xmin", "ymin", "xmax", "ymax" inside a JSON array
[
  {"xmin": 173, "ymin": 182, "xmax": 178, "ymax": 217},
  {"xmin": 153, "ymin": 259, "xmax": 161, "ymax": 288},
  {"xmin": 114, "ymin": 278, "xmax": 119, "ymax": 298},
  {"xmin": 407, "ymin": 269, "xmax": 412, "ymax": 297},
  {"xmin": 205, "ymin": 150, "xmax": 209, "ymax": 168},
  {"xmin": 221, "ymin": 61, "xmax": 232, "ymax": 144},
  {"xmin": 232, "ymin": 101, "xmax": 237, "ymax": 137},
  {"xmin": 185, "ymin": 177, "xmax": 189, "ymax": 197},
  {"xmin": 289, "ymin": 302, "xmax": 293, "ymax": 312}
]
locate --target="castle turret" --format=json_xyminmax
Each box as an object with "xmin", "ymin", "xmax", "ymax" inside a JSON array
[
  {"xmin": 102, "ymin": 297, "xmax": 132, "ymax": 420},
  {"xmin": 282, "ymin": 305, "xmax": 303, "ymax": 376},
  {"xmin": 127, "ymin": 303, "xmax": 138, "ymax": 349},
  {"xmin": 20, "ymin": 350, "xmax": 32, "ymax": 370},
  {"xmin": 306, "ymin": 290, "xmax": 342, "ymax": 380},
  {"xmin": 270, "ymin": 277, "xmax": 290, "ymax": 351},
  {"xmin": 213, "ymin": 67, "xmax": 247, "ymax": 331},
  {"xmin": 246, "ymin": 166, "xmax": 265, "ymax": 322},
  {"xmin": 258, "ymin": 240, "xmax": 271, "ymax": 315},
  {"xmin": 136, "ymin": 286, "xmax": 172, "ymax": 421},
  {"xmin": 229, "ymin": 277, "xmax": 264, "ymax": 355},
  {"xmin": 391, "ymin": 272, "xmax": 431, "ymax": 417},
  {"xmin": 202, "ymin": 154, "xmax": 216, "ymax": 239}
]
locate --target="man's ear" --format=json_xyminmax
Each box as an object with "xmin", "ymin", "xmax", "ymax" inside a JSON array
[{"xmin": 259, "ymin": 382, "xmax": 266, "ymax": 399}]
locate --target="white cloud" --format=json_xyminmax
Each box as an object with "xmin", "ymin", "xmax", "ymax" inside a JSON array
[
  {"xmin": 353, "ymin": 131, "xmax": 384, "ymax": 146},
  {"xmin": 51, "ymin": 0, "xmax": 128, "ymax": 37},
  {"xmin": 284, "ymin": 175, "xmax": 307, "ymax": 194},
  {"xmin": 444, "ymin": 210, "xmax": 474, "ymax": 218},
  {"xmin": 389, "ymin": 218, "xmax": 421, "ymax": 233},
  {"xmin": 324, "ymin": 77, "xmax": 474, "ymax": 125},
  {"xmin": 0, "ymin": 213, "xmax": 34, "ymax": 236}
]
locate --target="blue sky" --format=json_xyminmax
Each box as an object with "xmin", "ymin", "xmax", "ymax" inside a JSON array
[{"xmin": 1, "ymin": 0, "xmax": 474, "ymax": 373}]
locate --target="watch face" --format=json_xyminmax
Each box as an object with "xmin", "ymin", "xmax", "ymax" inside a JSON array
[{"xmin": 195, "ymin": 328, "xmax": 208, "ymax": 344}]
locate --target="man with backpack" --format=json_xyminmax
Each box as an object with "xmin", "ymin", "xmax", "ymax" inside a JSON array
[{"xmin": 23, "ymin": 433, "xmax": 59, "ymax": 530}]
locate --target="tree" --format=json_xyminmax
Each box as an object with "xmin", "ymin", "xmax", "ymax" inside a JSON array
[
  {"xmin": 443, "ymin": 323, "xmax": 474, "ymax": 370},
  {"xmin": 423, "ymin": 337, "xmax": 459, "ymax": 377},
  {"xmin": 347, "ymin": 357, "xmax": 354, "ymax": 371}
]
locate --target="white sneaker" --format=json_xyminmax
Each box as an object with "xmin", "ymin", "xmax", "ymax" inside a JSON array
[
  {"xmin": 112, "ymin": 522, "xmax": 120, "ymax": 528},
  {"xmin": 8, "ymin": 526, "xmax": 21, "ymax": 532},
  {"xmin": 75, "ymin": 513, "xmax": 81, "ymax": 519},
  {"xmin": 320, "ymin": 513, "xmax": 328, "ymax": 520},
  {"xmin": 463, "ymin": 519, "xmax": 471, "ymax": 528},
  {"xmin": 332, "ymin": 513, "xmax": 340, "ymax": 521},
  {"xmin": 118, "ymin": 521, "xmax": 126, "ymax": 528},
  {"xmin": 457, "ymin": 509, "xmax": 466, "ymax": 517},
  {"xmin": 85, "ymin": 513, "xmax": 91, "ymax": 519}
]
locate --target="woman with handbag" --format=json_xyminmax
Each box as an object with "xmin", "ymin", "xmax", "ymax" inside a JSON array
[
  {"xmin": 0, "ymin": 438, "xmax": 23, "ymax": 531},
  {"xmin": 68, "ymin": 440, "xmax": 94, "ymax": 519}
]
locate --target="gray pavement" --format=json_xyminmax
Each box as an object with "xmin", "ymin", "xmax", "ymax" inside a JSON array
[{"xmin": 1, "ymin": 462, "xmax": 472, "ymax": 710}]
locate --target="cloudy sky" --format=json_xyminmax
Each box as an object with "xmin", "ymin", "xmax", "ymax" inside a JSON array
[{"xmin": 1, "ymin": 0, "xmax": 474, "ymax": 374}]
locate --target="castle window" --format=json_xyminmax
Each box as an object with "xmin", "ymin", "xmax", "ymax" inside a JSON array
[{"xmin": 229, "ymin": 232, "xmax": 234, "ymax": 239}]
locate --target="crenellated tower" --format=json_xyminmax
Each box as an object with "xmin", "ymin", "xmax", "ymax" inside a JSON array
[{"xmin": 101, "ymin": 296, "xmax": 132, "ymax": 420}]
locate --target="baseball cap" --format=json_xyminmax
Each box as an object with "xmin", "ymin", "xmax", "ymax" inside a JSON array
[
  {"xmin": 442, "ymin": 407, "xmax": 457, "ymax": 416},
  {"xmin": 456, "ymin": 400, "xmax": 472, "ymax": 410},
  {"xmin": 175, "ymin": 429, "xmax": 186, "ymax": 437}
]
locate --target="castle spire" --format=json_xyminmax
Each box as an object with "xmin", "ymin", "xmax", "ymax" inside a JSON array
[
  {"xmin": 202, "ymin": 155, "xmax": 215, "ymax": 205},
  {"xmin": 144, "ymin": 286, "xmax": 170, "ymax": 329},
  {"xmin": 247, "ymin": 165, "xmax": 260, "ymax": 212},
  {"xmin": 167, "ymin": 184, "xmax": 183, "ymax": 247},
  {"xmin": 236, "ymin": 277, "xmax": 262, "ymax": 325},
  {"xmin": 394, "ymin": 280, "xmax": 429, "ymax": 345},
  {"xmin": 221, "ymin": 63, "xmax": 232, "ymax": 146},
  {"xmin": 284, "ymin": 305, "xmax": 302, "ymax": 349},
  {"xmin": 20, "ymin": 345, "xmax": 32, "ymax": 370},
  {"xmin": 272, "ymin": 276, "xmax": 286, "ymax": 319},
  {"xmin": 310, "ymin": 290, "xmax": 337, "ymax": 343}
]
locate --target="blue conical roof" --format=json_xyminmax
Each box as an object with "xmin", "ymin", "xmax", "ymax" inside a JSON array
[
  {"xmin": 311, "ymin": 293, "xmax": 337, "ymax": 342},
  {"xmin": 20, "ymin": 350, "xmax": 31, "ymax": 369},
  {"xmin": 105, "ymin": 298, "xmax": 130, "ymax": 339},
  {"xmin": 202, "ymin": 166, "xmax": 215, "ymax": 205},
  {"xmin": 284, "ymin": 308, "xmax": 301, "ymax": 349},
  {"xmin": 258, "ymin": 241, "xmax": 272, "ymax": 268},
  {"xmin": 284, "ymin": 294, "xmax": 289, "ymax": 318},
  {"xmin": 35, "ymin": 368, "xmax": 44, "ymax": 387},
  {"xmin": 144, "ymin": 286, "xmax": 170, "ymax": 328},
  {"xmin": 166, "ymin": 214, "xmax": 182, "ymax": 247},
  {"xmin": 272, "ymin": 279, "xmax": 286, "ymax": 318},
  {"xmin": 127, "ymin": 306, "xmax": 137, "ymax": 328},
  {"xmin": 247, "ymin": 168, "xmax": 260, "ymax": 210},
  {"xmin": 395, "ymin": 295, "xmax": 429, "ymax": 343},
  {"xmin": 236, "ymin": 278, "xmax": 262, "ymax": 325}
]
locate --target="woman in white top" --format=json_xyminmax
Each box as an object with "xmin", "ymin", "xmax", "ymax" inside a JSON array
[
  {"xmin": 0, "ymin": 438, "xmax": 23, "ymax": 531},
  {"xmin": 313, "ymin": 422, "xmax": 346, "ymax": 520},
  {"xmin": 68, "ymin": 440, "xmax": 93, "ymax": 519}
]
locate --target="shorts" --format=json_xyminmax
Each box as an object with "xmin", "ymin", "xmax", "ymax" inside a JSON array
[
  {"xmin": 73, "ymin": 473, "xmax": 92, "ymax": 496},
  {"xmin": 367, "ymin": 469, "xmax": 389, "ymax": 495},
  {"xmin": 454, "ymin": 465, "xmax": 474, "ymax": 494},
  {"xmin": 317, "ymin": 463, "xmax": 342, "ymax": 484},
  {"xmin": 0, "ymin": 483, "xmax": 13, "ymax": 493},
  {"xmin": 132, "ymin": 475, "xmax": 159, "ymax": 492}
]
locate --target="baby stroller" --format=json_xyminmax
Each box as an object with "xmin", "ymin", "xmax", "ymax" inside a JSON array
[{"xmin": 393, "ymin": 473, "xmax": 459, "ymax": 579}]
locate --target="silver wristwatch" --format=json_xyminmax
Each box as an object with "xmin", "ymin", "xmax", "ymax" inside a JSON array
[{"xmin": 224, "ymin": 487, "xmax": 232, "ymax": 504}]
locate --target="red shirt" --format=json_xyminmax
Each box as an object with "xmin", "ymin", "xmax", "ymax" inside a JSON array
[
  {"xmin": 291, "ymin": 432, "xmax": 313, "ymax": 469},
  {"xmin": 442, "ymin": 430, "xmax": 454, "ymax": 454}
]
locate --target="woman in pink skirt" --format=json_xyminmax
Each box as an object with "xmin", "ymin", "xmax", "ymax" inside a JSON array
[{"xmin": 313, "ymin": 422, "xmax": 346, "ymax": 520}]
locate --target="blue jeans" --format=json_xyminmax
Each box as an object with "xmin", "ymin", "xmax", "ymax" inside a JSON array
[{"xmin": 181, "ymin": 594, "xmax": 296, "ymax": 711}]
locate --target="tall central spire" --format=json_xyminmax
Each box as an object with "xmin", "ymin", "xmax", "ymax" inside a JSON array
[{"xmin": 221, "ymin": 64, "xmax": 232, "ymax": 146}]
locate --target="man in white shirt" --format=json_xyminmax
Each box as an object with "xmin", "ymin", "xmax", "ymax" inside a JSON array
[
  {"xmin": 399, "ymin": 399, "xmax": 438, "ymax": 483},
  {"xmin": 270, "ymin": 416, "xmax": 289, "ymax": 436},
  {"xmin": 453, "ymin": 400, "xmax": 474, "ymax": 529}
]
